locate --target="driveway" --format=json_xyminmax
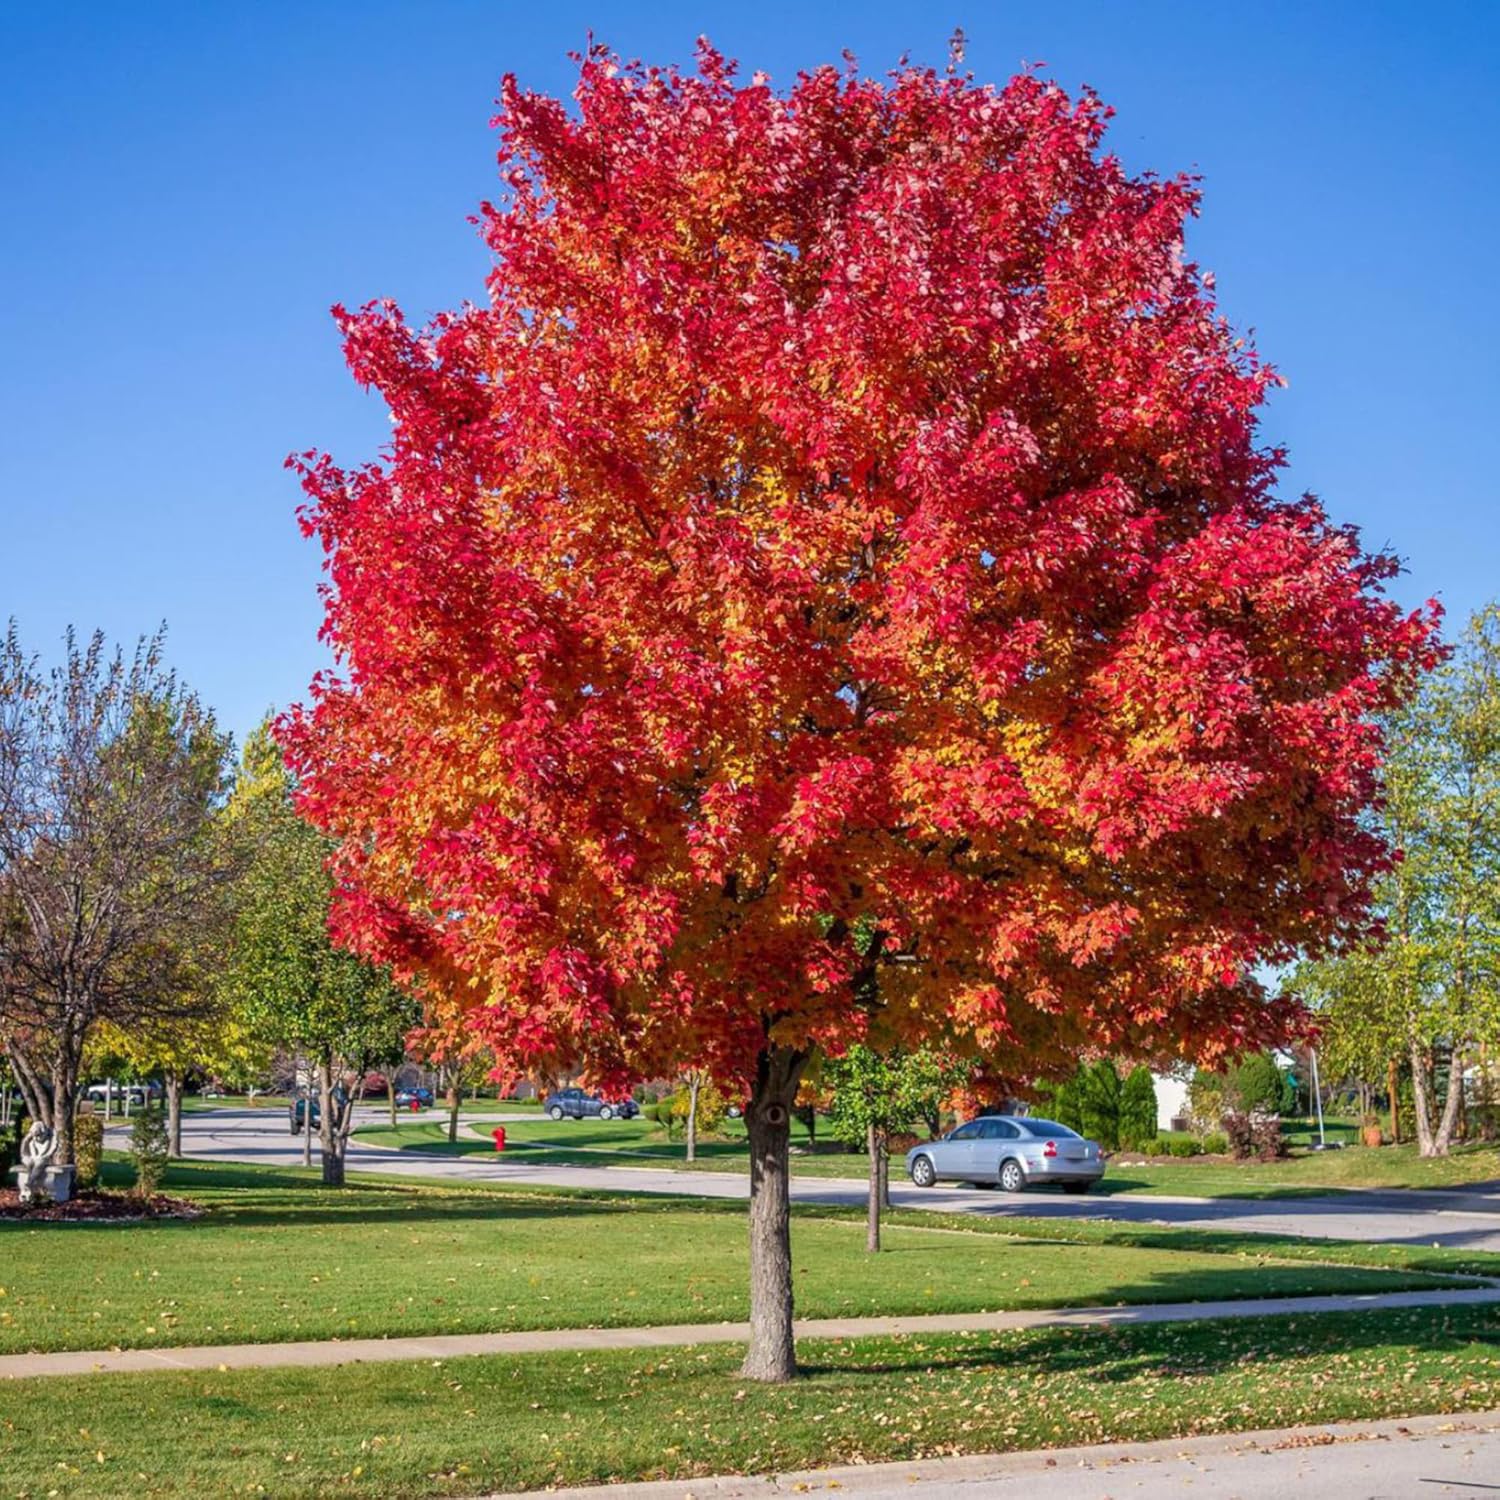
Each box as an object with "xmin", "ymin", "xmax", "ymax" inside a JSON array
[{"xmin": 172, "ymin": 1107, "xmax": 1500, "ymax": 1252}]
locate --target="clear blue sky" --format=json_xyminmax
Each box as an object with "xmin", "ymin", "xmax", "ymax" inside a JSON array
[{"xmin": 3, "ymin": 2, "xmax": 1496, "ymax": 745}]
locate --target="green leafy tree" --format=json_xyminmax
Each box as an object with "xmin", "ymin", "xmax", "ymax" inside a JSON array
[
  {"xmin": 826, "ymin": 1045, "xmax": 966, "ymax": 1251},
  {"xmin": 1296, "ymin": 607, "xmax": 1500, "ymax": 1156},
  {"xmin": 0, "ymin": 627, "xmax": 234, "ymax": 1166},
  {"xmin": 222, "ymin": 722, "xmax": 419, "ymax": 1185},
  {"xmin": 1118, "ymin": 1067, "xmax": 1158, "ymax": 1150}
]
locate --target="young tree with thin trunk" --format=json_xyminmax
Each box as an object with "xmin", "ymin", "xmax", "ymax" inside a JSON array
[
  {"xmin": 222, "ymin": 723, "xmax": 419, "ymax": 1185},
  {"xmin": 282, "ymin": 44, "xmax": 1436, "ymax": 1379},
  {"xmin": 408, "ymin": 1019, "xmax": 495, "ymax": 1142},
  {"xmin": 0, "ymin": 626, "xmax": 234, "ymax": 1165},
  {"xmin": 826, "ymin": 1044, "xmax": 965, "ymax": 1251}
]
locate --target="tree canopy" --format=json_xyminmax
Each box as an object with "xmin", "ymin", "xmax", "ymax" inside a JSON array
[{"xmin": 281, "ymin": 44, "xmax": 1438, "ymax": 1375}]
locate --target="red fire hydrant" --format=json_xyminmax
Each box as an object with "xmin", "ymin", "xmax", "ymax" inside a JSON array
[
  {"xmin": 492, "ymin": 1126, "xmax": 507, "ymax": 1152},
  {"xmin": 409, "ymin": 1098, "xmax": 420, "ymax": 1112}
]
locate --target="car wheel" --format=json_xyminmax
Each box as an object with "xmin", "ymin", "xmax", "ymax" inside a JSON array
[
  {"xmin": 1063, "ymin": 1181, "xmax": 1091, "ymax": 1195},
  {"xmin": 549, "ymin": 1105, "xmax": 565, "ymax": 1120},
  {"xmin": 910, "ymin": 1154, "xmax": 936, "ymax": 1188},
  {"xmin": 599, "ymin": 1105, "xmax": 614, "ymax": 1120},
  {"xmin": 999, "ymin": 1158, "xmax": 1026, "ymax": 1193}
]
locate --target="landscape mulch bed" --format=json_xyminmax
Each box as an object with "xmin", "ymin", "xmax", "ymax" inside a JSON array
[{"xmin": 0, "ymin": 1189, "xmax": 200, "ymax": 1222}]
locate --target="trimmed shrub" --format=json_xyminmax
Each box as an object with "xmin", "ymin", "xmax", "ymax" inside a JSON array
[
  {"xmin": 1078, "ymin": 1060, "xmax": 1122, "ymax": 1150},
  {"xmin": 1118, "ymin": 1067, "xmax": 1158, "ymax": 1151},
  {"xmin": 1252, "ymin": 1113, "xmax": 1288, "ymax": 1161},
  {"xmin": 73, "ymin": 1113, "xmax": 104, "ymax": 1190},
  {"xmin": 1228, "ymin": 1053, "xmax": 1283, "ymax": 1116},
  {"xmin": 669, "ymin": 1079, "xmax": 727, "ymax": 1136},
  {"xmin": 1168, "ymin": 1136, "xmax": 1201, "ymax": 1157},
  {"xmin": 1202, "ymin": 1131, "xmax": 1229, "ymax": 1156},
  {"xmin": 129, "ymin": 1108, "xmax": 170, "ymax": 1197},
  {"xmin": 1222, "ymin": 1110, "xmax": 1256, "ymax": 1160}
]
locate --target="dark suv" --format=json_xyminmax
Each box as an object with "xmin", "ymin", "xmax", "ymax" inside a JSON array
[{"xmin": 543, "ymin": 1087, "xmax": 639, "ymax": 1121}]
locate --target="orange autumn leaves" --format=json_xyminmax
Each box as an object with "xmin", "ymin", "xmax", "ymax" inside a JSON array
[{"xmin": 281, "ymin": 43, "xmax": 1437, "ymax": 1096}]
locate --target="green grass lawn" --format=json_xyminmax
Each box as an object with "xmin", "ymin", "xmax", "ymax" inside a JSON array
[
  {"xmin": 0, "ymin": 1159, "xmax": 1481, "ymax": 1357},
  {"xmin": 354, "ymin": 1112, "xmax": 1500, "ymax": 1197},
  {"xmin": 180, "ymin": 1093, "xmax": 290, "ymax": 1113},
  {"xmin": 3, "ymin": 1302, "xmax": 1498, "ymax": 1497},
  {"xmin": 1096, "ymin": 1139, "xmax": 1500, "ymax": 1197}
]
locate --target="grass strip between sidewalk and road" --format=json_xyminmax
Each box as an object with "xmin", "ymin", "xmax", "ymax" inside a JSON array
[
  {"xmin": 1, "ymin": 1302, "xmax": 1498, "ymax": 1497},
  {"xmin": 3, "ymin": 1160, "xmax": 1484, "ymax": 1357}
]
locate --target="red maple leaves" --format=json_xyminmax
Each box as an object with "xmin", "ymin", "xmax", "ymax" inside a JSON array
[{"xmin": 282, "ymin": 43, "xmax": 1438, "ymax": 1097}]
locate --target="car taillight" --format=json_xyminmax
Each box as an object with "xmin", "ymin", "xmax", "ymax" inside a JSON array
[{"xmin": 1043, "ymin": 1141, "xmax": 1057, "ymax": 1158}]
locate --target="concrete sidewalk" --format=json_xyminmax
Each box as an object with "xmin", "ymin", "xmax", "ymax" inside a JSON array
[
  {"xmin": 5, "ymin": 1283, "xmax": 1499, "ymax": 1381},
  {"xmin": 480, "ymin": 1408, "xmax": 1500, "ymax": 1500}
]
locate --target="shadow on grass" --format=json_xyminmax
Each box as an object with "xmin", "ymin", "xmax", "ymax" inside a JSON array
[{"xmin": 795, "ymin": 1301, "xmax": 1500, "ymax": 1382}]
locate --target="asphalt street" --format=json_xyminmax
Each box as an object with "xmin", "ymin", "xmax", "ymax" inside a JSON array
[{"xmin": 174, "ymin": 1107, "xmax": 1500, "ymax": 1252}]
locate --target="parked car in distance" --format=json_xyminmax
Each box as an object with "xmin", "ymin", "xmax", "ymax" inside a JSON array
[
  {"xmin": 906, "ymin": 1115, "xmax": 1104, "ymax": 1193},
  {"xmin": 289, "ymin": 1095, "xmax": 321, "ymax": 1133},
  {"xmin": 84, "ymin": 1082, "xmax": 154, "ymax": 1107},
  {"xmin": 544, "ymin": 1087, "xmax": 640, "ymax": 1121},
  {"xmin": 393, "ymin": 1086, "xmax": 434, "ymax": 1108}
]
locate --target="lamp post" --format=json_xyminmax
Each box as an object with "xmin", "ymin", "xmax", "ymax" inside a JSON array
[{"xmin": 1310, "ymin": 1048, "xmax": 1327, "ymax": 1149}]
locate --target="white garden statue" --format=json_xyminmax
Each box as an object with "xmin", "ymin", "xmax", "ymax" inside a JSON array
[{"xmin": 15, "ymin": 1120, "xmax": 72, "ymax": 1205}]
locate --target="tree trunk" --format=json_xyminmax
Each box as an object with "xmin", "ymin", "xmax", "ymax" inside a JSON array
[
  {"xmin": 388, "ymin": 1083, "xmax": 397, "ymax": 1128},
  {"xmin": 50, "ymin": 1051, "xmax": 80, "ymax": 1167},
  {"xmin": 866, "ymin": 1122, "xmax": 881, "ymax": 1252},
  {"xmin": 319, "ymin": 1056, "xmax": 345, "ymax": 1187},
  {"xmin": 1410, "ymin": 1042, "xmax": 1438, "ymax": 1156},
  {"xmin": 1387, "ymin": 1057, "xmax": 1401, "ymax": 1145},
  {"xmin": 687, "ymin": 1075, "xmax": 701, "ymax": 1164},
  {"xmin": 1433, "ymin": 1045, "xmax": 1466, "ymax": 1156},
  {"xmin": 7, "ymin": 1041, "xmax": 52, "ymax": 1131},
  {"xmin": 165, "ymin": 1071, "xmax": 184, "ymax": 1158},
  {"xmin": 878, "ymin": 1134, "xmax": 891, "ymax": 1210},
  {"xmin": 302, "ymin": 1066, "xmax": 313, "ymax": 1168},
  {"xmin": 447, "ymin": 1074, "xmax": 460, "ymax": 1144},
  {"xmin": 741, "ymin": 1044, "xmax": 807, "ymax": 1383}
]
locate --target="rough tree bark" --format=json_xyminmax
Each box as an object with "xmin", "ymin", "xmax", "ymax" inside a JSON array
[
  {"xmin": 164, "ymin": 1070, "xmax": 184, "ymax": 1158},
  {"xmin": 865, "ymin": 1121, "xmax": 881, "ymax": 1253},
  {"xmin": 741, "ymin": 1044, "xmax": 808, "ymax": 1383},
  {"xmin": 50, "ymin": 1039, "xmax": 81, "ymax": 1167},
  {"xmin": 6, "ymin": 1041, "xmax": 52, "ymax": 1132},
  {"xmin": 317, "ymin": 1056, "xmax": 365, "ymax": 1186},
  {"xmin": 1410, "ymin": 1042, "xmax": 1465, "ymax": 1157},
  {"xmin": 1387, "ymin": 1057, "xmax": 1401, "ymax": 1145}
]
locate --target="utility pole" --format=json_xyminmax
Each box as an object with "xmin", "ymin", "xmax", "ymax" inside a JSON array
[{"xmin": 1311, "ymin": 1048, "xmax": 1327, "ymax": 1149}]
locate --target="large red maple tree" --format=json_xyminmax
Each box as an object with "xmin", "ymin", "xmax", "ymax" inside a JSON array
[{"xmin": 283, "ymin": 44, "xmax": 1436, "ymax": 1380}]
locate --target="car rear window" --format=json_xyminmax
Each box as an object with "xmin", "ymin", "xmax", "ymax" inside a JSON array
[{"xmin": 1019, "ymin": 1119, "xmax": 1081, "ymax": 1138}]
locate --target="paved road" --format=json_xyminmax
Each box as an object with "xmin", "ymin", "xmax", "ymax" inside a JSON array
[
  {"xmin": 482, "ymin": 1410, "xmax": 1500, "ymax": 1499},
  {"xmin": 172, "ymin": 1108, "xmax": 1500, "ymax": 1251}
]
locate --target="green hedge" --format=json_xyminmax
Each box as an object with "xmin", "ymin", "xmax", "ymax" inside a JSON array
[{"xmin": 74, "ymin": 1113, "xmax": 104, "ymax": 1190}]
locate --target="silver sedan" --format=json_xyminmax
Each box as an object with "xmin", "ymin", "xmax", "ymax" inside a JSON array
[{"xmin": 905, "ymin": 1115, "xmax": 1104, "ymax": 1193}]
